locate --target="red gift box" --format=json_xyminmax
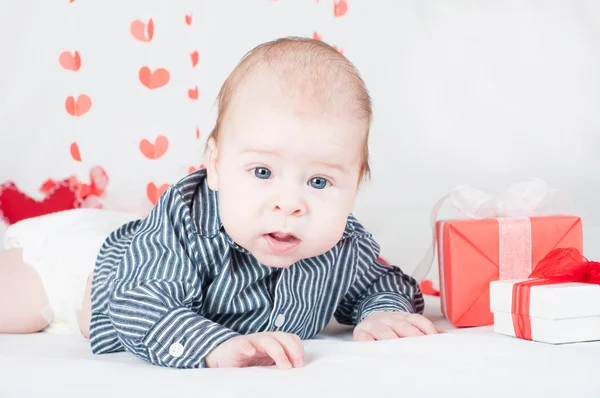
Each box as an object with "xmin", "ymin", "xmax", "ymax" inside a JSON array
[
  {"xmin": 437, "ymin": 215, "xmax": 582, "ymax": 327},
  {"xmin": 412, "ymin": 179, "xmax": 582, "ymax": 328}
]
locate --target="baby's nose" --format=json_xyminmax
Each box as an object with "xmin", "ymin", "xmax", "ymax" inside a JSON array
[{"xmin": 273, "ymin": 196, "xmax": 307, "ymax": 216}]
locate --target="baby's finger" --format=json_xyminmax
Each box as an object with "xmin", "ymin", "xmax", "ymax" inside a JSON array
[
  {"xmin": 233, "ymin": 338, "xmax": 257, "ymax": 357},
  {"xmin": 369, "ymin": 325, "xmax": 400, "ymax": 340},
  {"xmin": 257, "ymin": 336, "xmax": 293, "ymax": 370},
  {"xmin": 272, "ymin": 333, "xmax": 304, "ymax": 368},
  {"xmin": 353, "ymin": 329, "xmax": 375, "ymax": 342},
  {"xmin": 406, "ymin": 314, "xmax": 439, "ymax": 335},
  {"xmin": 390, "ymin": 322, "xmax": 424, "ymax": 338}
]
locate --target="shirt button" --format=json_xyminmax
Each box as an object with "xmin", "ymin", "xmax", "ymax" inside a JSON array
[
  {"xmin": 169, "ymin": 342, "xmax": 184, "ymax": 358},
  {"xmin": 274, "ymin": 314, "xmax": 285, "ymax": 328}
]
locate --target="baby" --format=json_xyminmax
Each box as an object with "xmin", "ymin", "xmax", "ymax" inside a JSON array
[{"xmin": 0, "ymin": 37, "xmax": 438, "ymax": 369}]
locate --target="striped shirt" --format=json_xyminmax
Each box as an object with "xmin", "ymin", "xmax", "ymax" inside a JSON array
[{"xmin": 89, "ymin": 169, "xmax": 424, "ymax": 368}]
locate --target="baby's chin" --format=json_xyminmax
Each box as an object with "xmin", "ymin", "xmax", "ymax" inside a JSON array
[
  {"xmin": 251, "ymin": 245, "xmax": 337, "ymax": 268},
  {"xmin": 252, "ymin": 251, "xmax": 299, "ymax": 268}
]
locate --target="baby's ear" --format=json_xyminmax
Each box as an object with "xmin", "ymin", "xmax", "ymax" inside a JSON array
[{"xmin": 206, "ymin": 137, "xmax": 220, "ymax": 191}]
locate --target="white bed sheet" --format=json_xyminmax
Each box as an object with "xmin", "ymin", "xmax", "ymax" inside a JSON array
[{"xmin": 1, "ymin": 296, "xmax": 599, "ymax": 398}]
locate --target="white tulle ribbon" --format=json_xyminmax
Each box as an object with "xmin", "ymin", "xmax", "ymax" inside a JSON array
[{"xmin": 411, "ymin": 178, "xmax": 574, "ymax": 283}]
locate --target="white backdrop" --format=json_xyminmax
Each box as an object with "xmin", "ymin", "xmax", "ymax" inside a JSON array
[{"xmin": 1, "ymin": 0, "xmax": 599, "ymax": 279}]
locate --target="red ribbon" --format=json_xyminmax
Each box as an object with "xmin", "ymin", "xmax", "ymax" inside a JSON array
[{"xmin": 511, "ymin": 247, "xmax": 600, "ymax": 340}]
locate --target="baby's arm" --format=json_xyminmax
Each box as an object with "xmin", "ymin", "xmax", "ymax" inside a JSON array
[
  {"xmin": 107, "ymin": 187, "xmax": 238, "ymax": 368},
  {"xmin": 334, "ymin": 232, "xmax": 436, "ymax": 339}
]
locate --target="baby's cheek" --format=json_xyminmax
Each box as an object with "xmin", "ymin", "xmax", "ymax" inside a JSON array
[
  {"xmin": 223, "ymin": 194, "xmax": 256, "ymax": 226},
  {"xmin": 312, "ymin": 203, "xmax": 349, "ymax": 243},
  {"xmin": 218, "ymin": 184, "xmax": 254, "ymax": 226}
]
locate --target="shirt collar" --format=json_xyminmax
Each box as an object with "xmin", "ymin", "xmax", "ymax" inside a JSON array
[
  {"xmin": 192, "ymin": 169, "xmax": 223, "ymax": 238},
  {"xmin": 341, "ymin": 213, "xmax": 357, "ymax": 240}
]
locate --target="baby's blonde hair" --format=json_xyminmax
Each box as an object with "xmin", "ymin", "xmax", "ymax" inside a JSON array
[{"xmin": 206, "ymin": 36, "xmax": 372, "ymax": 181}]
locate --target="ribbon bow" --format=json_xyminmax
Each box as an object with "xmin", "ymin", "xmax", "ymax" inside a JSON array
[
  {"xmin": 448, "ymin": 178, "xmax": 568, "ymax": 220},
  {"xmin": 511, "ymin": 248, "xmax": 600, "ymax": 340},
  {"xmin": 412, "ymin": 178, "xmax": 573, "ymax": 282},
  {"xmin": 528, "ymin": 248, "xmax": 600, "ymax": 282}
]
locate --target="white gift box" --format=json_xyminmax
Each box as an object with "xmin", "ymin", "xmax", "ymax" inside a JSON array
[{"xmin": 489, "ymin": 280, "xmax": 600, "ymax": 344}]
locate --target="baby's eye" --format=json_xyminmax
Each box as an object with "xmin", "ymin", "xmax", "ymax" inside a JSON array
[
  {"xmin": 253, "ymin": 167, "xmax": 272, "ymax": 179},
  {"xmin": 309, "ymin": 177, "xmax": 330, "ymax": 189}
]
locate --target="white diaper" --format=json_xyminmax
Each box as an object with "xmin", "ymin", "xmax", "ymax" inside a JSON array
[{"xmin": 4, "ymin": 208, "xmax": 139, "ymax": 336}]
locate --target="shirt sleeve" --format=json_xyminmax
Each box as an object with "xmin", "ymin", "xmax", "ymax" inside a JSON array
[
  {"xmin": 334, "ymin": 233, "xmax": 425, "ymax": 325},
  {"xmin": 107, "ymin": 186, "xmax": 238, "ymax": 368}
]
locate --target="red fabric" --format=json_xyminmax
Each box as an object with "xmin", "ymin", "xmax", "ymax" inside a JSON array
[
  {"xmin": 0, "ymin": 181, "xmax": 79, "ymax": 224},
  {"xmin": 0, "ymin": 166, "xmax": 109, "ymax": 225},
  {"xmin": 511, "ymin": 247, "xmax": 600, "ymax": 340}
]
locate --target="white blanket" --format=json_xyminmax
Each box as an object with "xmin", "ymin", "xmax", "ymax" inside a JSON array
[{"xmin": 1, "ymin": 296, "xmax": 599, "ymax": 398}]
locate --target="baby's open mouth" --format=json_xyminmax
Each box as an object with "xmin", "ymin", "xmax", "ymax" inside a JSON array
[
  {"xmin": 263, "ymin": 232, "xmax": 301, "ymax": 254},
  {"xmin": 267, "ymin": 232, "xmax": 299, "ymax": 243}
]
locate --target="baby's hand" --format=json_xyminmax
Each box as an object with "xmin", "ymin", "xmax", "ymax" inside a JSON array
[
  {"xmin": 205, "ymin": 332, "xmax": 304, "ymax": 369},
  {"xmin": 354, "ymin": 311, "xmax": 442, "ymax": 341}
]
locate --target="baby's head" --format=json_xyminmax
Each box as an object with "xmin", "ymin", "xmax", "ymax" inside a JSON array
[{"xmin": 205, "ymin": 37, "xmax": 372, "ymax": 268}]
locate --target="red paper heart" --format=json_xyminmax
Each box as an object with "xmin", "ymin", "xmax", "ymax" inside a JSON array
[
  {"xmin": 59, "ymin": 51, "xmax": 81, "ymax": 71},
  {"xmin": 131, "ymin": 18, "xmax": 154, "ymax": 42},
  {"xmin": 334, "ymin": 0, "xmax": 348, "ymax": 17},
  {"xmin": 139, "ymin": 67, "xmax": 170, "ymax": 89},
  {"xmin": 146, "ymin": 182, "xmax": 169, "ymax": 205},
  {"xmin": 70, "ymin": 142, "xmax": 82, "ymax": 161},
  {"xmin": 65, "ymin": 95, "xmax": 92, "ymax": 117},
  {"xmin": 188, "ymin": 86, "xmax": 198, "ymax": 100},
  {"xmin": 191, "ymin": 51, "xmax": 199, "ymax": 67},
  {"xmin": 140, "ymin": 135, "xmax": 169, "ymax": 159}
]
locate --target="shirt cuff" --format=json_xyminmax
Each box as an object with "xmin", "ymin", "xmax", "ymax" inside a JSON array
[
  {"xmin": 354, "ymin": 292, "xmax": 415, "ymax": 324},
  {"xmin": 142, "ymin": 307, "xmax": 239, "ymax": 368}
]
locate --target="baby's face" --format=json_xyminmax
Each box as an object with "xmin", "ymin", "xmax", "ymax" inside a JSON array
[{"xmin": 209, "ymin": 95, "xmax": 365, "ymax": 268}]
